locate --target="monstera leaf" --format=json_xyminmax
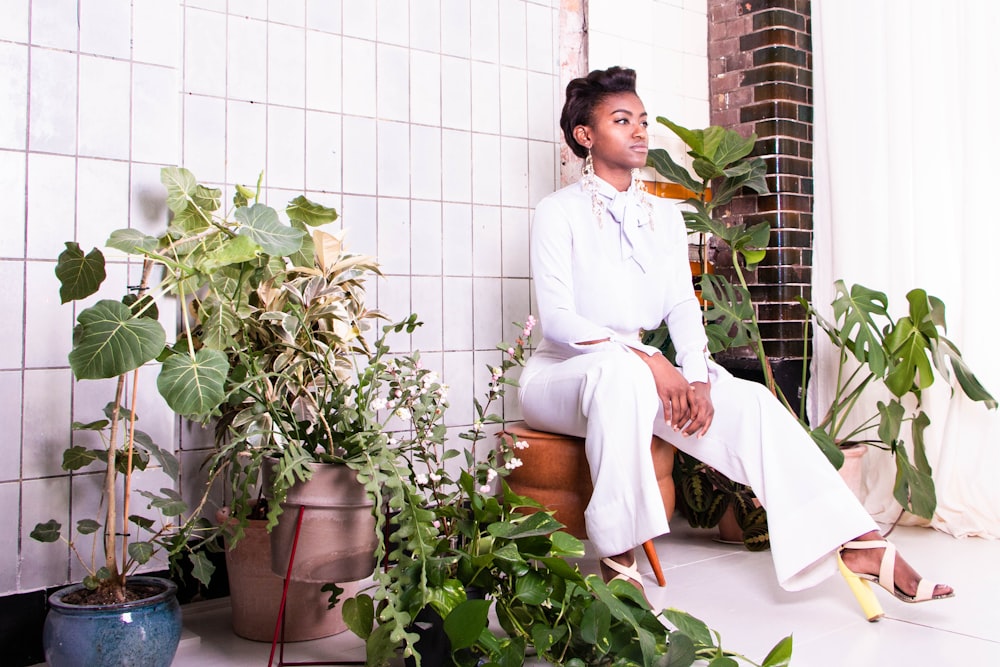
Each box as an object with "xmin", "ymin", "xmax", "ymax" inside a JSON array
[
  {"xmin": 700, "ymin": 274, "xmax": 756, "ymax": 354},
  {"xmin": 829, "ymin": 281, "xmax": 891, "ymax": 376},
  {"xmin": 69, "ymin": 300, "xmax": 166, "ymax": 379},
  {"xmin": 892, "ymin": 413, "xmax": 936, "ymax": 519}
]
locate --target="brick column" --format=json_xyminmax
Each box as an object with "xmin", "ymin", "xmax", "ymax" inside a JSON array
[{"xmin": 707, "ymin": 0, "xmax": 813, "ymax": 401}]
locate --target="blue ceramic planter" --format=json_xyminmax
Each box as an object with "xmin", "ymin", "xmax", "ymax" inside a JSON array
[{"xmin": 43, "ymin": 576, "xmax": 182, "ymax": 667}]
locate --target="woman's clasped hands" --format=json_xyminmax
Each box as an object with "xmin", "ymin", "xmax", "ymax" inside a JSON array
[{"xmin": 636, "ymin": 350, "xmax": 714, "ymax": 438}]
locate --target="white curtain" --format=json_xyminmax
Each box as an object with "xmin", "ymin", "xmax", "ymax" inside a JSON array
[{"xmin": 812, "ymin": 0, "xmax": 1000, "ymax": 537}]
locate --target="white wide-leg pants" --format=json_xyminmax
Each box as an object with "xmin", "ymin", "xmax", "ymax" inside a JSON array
[{"xmin": 518, "ymin": 346, "xmax": 878, "ymax": 591}]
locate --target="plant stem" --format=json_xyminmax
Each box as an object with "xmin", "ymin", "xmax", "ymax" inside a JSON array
[
  {"xmin": 105, "ymin": 376, "xmax": 125, "ymax": 599},
  {"xmin": 730, "ymin": 254, "xmax": 794, "ymax": 414},
  {"xmin": 120, "ymin": 368, "xmax": 140, "ymax": 588}
]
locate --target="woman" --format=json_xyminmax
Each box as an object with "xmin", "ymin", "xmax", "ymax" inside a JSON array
[{"xmin": 518, "ymin": 66, "xmax": 951, "ymax": 615}]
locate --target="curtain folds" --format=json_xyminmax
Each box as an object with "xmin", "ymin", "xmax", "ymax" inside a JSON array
[{"xmin": 811, "ymin": 0, "xmax": 1000, "ymax": 537}]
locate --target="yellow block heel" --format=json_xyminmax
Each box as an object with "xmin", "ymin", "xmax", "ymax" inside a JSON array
[{"xmin": 837, "ymin": 551, "xmax": 884, "ymax": 622}]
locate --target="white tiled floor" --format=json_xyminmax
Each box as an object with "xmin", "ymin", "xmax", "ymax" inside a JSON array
[{"xmin": 169, "ymin": 524, "xmax": 1000, "ymax": 666}]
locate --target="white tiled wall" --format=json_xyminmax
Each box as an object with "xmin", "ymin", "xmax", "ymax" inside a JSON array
[
  {"xmin": 0, "ymin": 0, "xmax": 707, "ymax": 597},
  {"xmin": 588, "ymin": 0, "xmax": 710, "ymax": 168}
]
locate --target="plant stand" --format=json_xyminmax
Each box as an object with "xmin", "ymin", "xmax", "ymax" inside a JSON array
[{"xmin": 268, "ymin": 506, "xmax": 364, "ymax": 667}]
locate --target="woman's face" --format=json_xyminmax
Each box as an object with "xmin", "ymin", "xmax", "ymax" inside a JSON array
[{"xmin": 574, "ymin": 92, "xmax": 649, "ymax": 181}]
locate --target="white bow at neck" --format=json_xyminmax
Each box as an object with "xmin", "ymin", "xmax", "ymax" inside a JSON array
[{"xmin": 589, "ymin": 176, "xmax": 653, "ymax": 272}]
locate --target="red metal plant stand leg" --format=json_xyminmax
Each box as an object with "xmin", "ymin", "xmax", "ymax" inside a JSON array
[{"xmin": 268, "ymin": 506, "xmax": 364, "ymax": 667}]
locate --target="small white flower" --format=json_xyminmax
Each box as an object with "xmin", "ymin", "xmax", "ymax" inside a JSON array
[
  {"xmin": 394, "ymin": 389, "xmax": 403, "ymax": 398},
  {"xmin": 479, "ymin": 484, "xmax": 491, "ymax": 494},
  {"xmin": 486, "ymin": 468, "xmax": 497, "ymax": 482},
  {"xmin": 429, "ymin": 473, "xmax": 442, "ymax": 482},
  {"xmin": 504, "ymin": 457, "xmax": 523, "ymax": 470},
  {"xmin": 370, "ymin": 397, "xmax": 387, "ymax": 411},
  {"xmin": 473, "ymin": 420, "xmax": 482, "ymax": 432},
  {"xmin": 415, "ymin": 474, "xmax": 429, "ymax": 486},
  {"xmin": 394, "ymin": 407, "xmax": 412, "ymax": 421},
  {"xmin": 422, "ymin": 371, "xmax": 439, "ymax": 385},
  {"xmin": 514, "ymin": 440, "xmax": 530, "ymax": 450},
  {"xmin": 387, "ymin": 436, "xmax": 398, "ymax": 446}
]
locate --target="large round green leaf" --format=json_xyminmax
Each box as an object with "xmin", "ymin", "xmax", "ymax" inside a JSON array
[
  {"xmin": 69, "ymin": 300, "xmax": 166, "ymax": 379},
  {"xmin": 235, "ymin": 203, "xmax": 306, "ymax": 257},
  {"xmin": 157, "ymin": 348, "xmax": 229, "ymax": 417},
  {"xmin": 106, "ymin": 228, "xmax": 159, "ymax": 255},
  {"xmin": 160, "ymin": 166, "xmax": 197, "ymax": 214},
  {"xmin": 56, "ymin": 242, "xmax": 106, "ymax": 304},
  {"xmin": 286, "ymin": 195, "xmax": 338, "ymax": 227}
]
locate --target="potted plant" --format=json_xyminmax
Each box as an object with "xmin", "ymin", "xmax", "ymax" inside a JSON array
[
  {"xmin": 33, "ymin": 166, "xmax": 381, "ymax": 658},
  {"xmin": 333, "ymin": 319, "xmax": 794, "ymax": 666},
  {"xmin": 671, "ymin": 451, "xmax": 769, "ymax": 550},
  {"xmin": 647, "ymin": 119, "xmax": 997, "ymax": 524},
  {"xmin": 204, "ymin": 222, "xmax": 392, "ymax": 585},
  {"xmin": 798, "ymin": 281, "xmax": 996, "ymax": 518},
  {"xmin": 30, "ymin": 387, "xmax": 203, "ymax": 667}
]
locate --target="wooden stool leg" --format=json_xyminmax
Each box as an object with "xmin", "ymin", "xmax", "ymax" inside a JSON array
[{"xmin": 642, "ymin": 540, "xmax": 666, "ymax": 587}]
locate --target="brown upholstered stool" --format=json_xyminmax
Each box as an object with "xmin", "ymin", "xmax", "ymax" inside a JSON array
[{"xmin": 499, "ymin": 421, "xmax": 676, "ymax": 587}]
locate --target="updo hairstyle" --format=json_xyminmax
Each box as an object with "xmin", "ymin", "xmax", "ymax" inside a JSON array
[{"xmin": 559, "ymin": 66, "xmax": 639, "ymax": 159}]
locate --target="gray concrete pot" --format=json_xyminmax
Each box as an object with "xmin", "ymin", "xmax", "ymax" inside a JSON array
[{"xmin": 263, "ymin": 458, "xmax": 379, "ymax": 583}]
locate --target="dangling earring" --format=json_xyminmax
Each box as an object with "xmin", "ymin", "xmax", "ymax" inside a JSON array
[
  {"xmin": 631, "ymin": 167, "xmax": 643, "ymax": 191},
  {"xmin": 631, "ymin": 168, "xmax": 654, "ymax": 229},
  {"xmin": 581, "ymin": 151, "xmax": 604, "ymax": 228}
]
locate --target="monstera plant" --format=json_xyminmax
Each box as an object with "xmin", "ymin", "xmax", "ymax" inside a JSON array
[
  {"xmin": 800, "ymin": 281, "xmax": 996, "ymax": 518},
  {"xmin": 647, "ymin": 119, "xmax": 996, "ymax": 522}
]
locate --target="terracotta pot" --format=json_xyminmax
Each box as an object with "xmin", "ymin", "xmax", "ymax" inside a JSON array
[
  {"xmin": 218, "ymin": 512, "xmax": 360, "ymax": 642},
  {"xmin": 263, "ymin": 458, "xmax": 378, "ymax": 582},
  {"xmin": 838, "ymin": 443, "xmax": 867, "ymax": 501},
  {"xmin": 716, "ymin": 504, "xmax": 744, "ymax": 544}
]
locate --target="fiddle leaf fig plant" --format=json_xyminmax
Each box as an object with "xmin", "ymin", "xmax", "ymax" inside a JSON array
[{"xmin": 647, "ymin": 118, "xmax": 780, "ymax": 399}]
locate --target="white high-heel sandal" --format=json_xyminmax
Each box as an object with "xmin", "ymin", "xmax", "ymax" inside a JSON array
[
  {"xmin": 837, "ymin": 539, "xmax": 953, "ymax": 622},
  {"xmin": 600, "ymin": 557, "xmax": 643, "ymax": 586}
]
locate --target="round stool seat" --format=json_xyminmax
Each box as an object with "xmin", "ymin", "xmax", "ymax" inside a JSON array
[{"xmin": 499, "ymin": 422, "xmax": 676, "ymax": 540}]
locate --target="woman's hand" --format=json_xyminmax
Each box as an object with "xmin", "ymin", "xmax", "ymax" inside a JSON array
[
  {"xmin": 633, "ymin": 350, "xmax": 714, "ymax": 438},
  {"xmin": 682, "ymin": 381, "xmax": 714, "ymax": 438}
]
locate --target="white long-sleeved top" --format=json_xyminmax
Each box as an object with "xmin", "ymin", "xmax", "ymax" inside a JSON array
[{"xmin": 528, "ymin": 175, "xmax": 710, "ymax": 382}]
